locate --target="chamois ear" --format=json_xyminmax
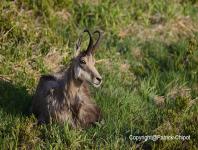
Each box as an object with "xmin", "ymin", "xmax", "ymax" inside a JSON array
[{"xmin": 74, "ymin": 31, "xmax": 83, "ymax": 57}]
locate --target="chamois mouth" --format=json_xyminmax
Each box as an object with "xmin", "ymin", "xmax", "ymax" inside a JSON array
[{"xmin": 92, "ymin": 81, "xmax": 102, "ymax": 88}]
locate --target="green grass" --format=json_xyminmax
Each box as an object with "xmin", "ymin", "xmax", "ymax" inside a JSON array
[{"xmin": 0, "ymin": 0, "xmax": 198, "ymax": 149}]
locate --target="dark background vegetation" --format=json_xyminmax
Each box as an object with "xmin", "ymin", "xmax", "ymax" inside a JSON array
[{"xmin": 0, "ymin": 0, "xmax": 198, "ymax": 149}]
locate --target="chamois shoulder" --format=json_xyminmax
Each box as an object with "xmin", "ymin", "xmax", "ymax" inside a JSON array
[
  {"xmin": 36, "ymin": 74, "xmax": 62, "ymax": 94},
  {"xmin": 40, "ymin": 74, "xmax": 57, "ymax": 81},
  {"xmin": 40, "ymin": 70, "xmax": 65, "ymax": 83}
]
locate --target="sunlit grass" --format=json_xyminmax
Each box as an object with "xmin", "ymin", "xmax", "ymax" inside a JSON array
[{"xmin": 0, "ymin": 0, "xmax": 198, "ymax": 149}]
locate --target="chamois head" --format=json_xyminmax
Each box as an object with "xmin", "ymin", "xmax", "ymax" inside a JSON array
[{"xmin": 73, "ymin": 29, "xmax": 102, "ymax": 88}]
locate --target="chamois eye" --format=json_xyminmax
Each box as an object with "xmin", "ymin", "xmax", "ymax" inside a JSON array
[{"xmin": 80, "ymin": 59, "xmax": 86, "ymax": 64}]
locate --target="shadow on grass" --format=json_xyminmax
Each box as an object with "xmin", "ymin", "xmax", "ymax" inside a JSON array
[{"xmin": 0, "ymin": 79, "xmax": 32, "ymax": 116}]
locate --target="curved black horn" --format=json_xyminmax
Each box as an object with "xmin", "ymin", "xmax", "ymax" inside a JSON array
[
  {"xmin": 76, "ymin": 29, "xmax": 93, "ymax": 54},
  {"xmin": 76, "ymin": 32, "xmax": 83, "ymax": 51},
  {"xmin": 83, "ymin": 29, "xmax": 93, "ymax": 54},
  {"xmin": 92, "ymin": 30, "xmax": 102, "ymax": 53}
]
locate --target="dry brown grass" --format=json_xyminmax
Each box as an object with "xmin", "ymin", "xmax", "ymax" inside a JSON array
[
  {"xmin": 119, "ymin": 16, "xmax": 198, "ymax": 44},
  {"xmin": 166, "ymin": 85, "xmax": 191, "ymax": 100},
  {"xmin": 154, "ymin": 95, "xmax": 165, "ymax": 107},
  {"xmin": 43, "ymin": 50, "xmax": 67, "ymax": 72},
  {"xmin": 56, "ymin": 9, "xmax": 71, "ymax": 22}
]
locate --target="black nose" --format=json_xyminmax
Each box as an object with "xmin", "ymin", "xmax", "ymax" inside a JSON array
[{"xmin": 96, "ymin": 77, "xmax": 102, "ymax": 82}]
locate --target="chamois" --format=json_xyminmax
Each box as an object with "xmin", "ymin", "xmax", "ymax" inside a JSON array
[{"xmin": 31, "ymin": 29, "xmax": 103, "ymax": 128}]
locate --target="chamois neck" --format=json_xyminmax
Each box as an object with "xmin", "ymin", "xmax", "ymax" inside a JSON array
[{"xmin": 64, "ymin": 64, "xmax": 82, "ymax": 98}]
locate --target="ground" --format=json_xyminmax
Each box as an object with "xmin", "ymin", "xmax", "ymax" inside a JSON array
[{"xmin": 0, "ymin": 0, "xmax": 198, "ymax": 149}]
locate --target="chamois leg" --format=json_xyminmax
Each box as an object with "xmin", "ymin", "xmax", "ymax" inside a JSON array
[
  {"xmin": 37, "ymin": 114, "xmax": 46, "ymax": 125},
  {"xmin": 37, "ymin": 111, "xmax": 50, "ymax": 125},
  {"xmin": 78, "ymin": 104, "xmax": 102, "ymax": 128}
]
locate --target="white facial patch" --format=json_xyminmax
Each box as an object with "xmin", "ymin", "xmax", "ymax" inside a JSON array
[
  {"xmin": 75, "ymin": 66, "xmax": 82, "ymax": 79},
  {"xmin": 81, "ymin": 69, "xmax": 92, "ymax": 82},
  {"xmin": 75, "ymin": 66, "xmax": 91, "ymax": 82}
]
